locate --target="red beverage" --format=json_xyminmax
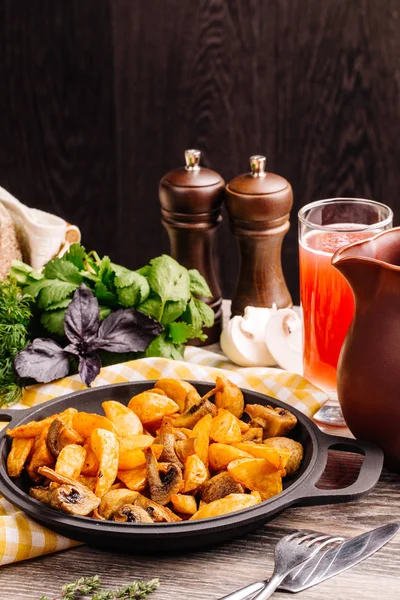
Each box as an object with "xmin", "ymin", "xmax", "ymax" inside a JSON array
[{"xmin": 299, "ymin": 226, "xmax": 374, "ymax": 392}]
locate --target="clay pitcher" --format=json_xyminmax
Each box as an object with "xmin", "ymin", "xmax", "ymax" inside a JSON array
[{"xmin": 333, "ymin": 227, "xmax": 400, "ymax": 472}]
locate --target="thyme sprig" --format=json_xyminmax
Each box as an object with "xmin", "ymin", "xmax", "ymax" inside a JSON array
[{"xmin": 39, "ymin": 575, "xmax": 159, "ymax": 600}]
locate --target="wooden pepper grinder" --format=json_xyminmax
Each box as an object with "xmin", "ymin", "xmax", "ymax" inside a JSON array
[
  {"xmin": 159, "ymin": 149, "xmax": 225, "ymax": 345},
  {"xmin": 225, "ymin": 155, "xmax": 293, "ymax": 316}
]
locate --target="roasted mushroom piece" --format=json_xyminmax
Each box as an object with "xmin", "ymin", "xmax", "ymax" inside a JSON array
[
  {"xmin": 155, "ymin": 418, "xmax": 183, "ymax": 468},
  {"xmin": 245, "ymin": 404, "xmax": 297, "ymax": 438},
  {"xmin": 144, "ymin": 447, "xmax": 182, "ymax": 506},
  {"xmin": 201, "ymin": 472, "xmax": 244, "ymax": 504},
  {"xmin": 173, "ymin": 394, "xmax": 217, "ymax": 429},
  {"xmin": 113, "ymin": 504, "xmax": 154, "ymax": 523},
  {"xmin": 264, "ymin": 437, "xmax": 304, "ymax": 476},
  {"xmin": 134, "ymin": 494, "xmax": 181, "ymax": 522},
  {"xmin": 46, "ymin": 418, "xmax": 84, "ymax": 458},
  {"xmin": 30, "ymin": 467, "xmax": 100, "ymax": 516},
  {"xmin": 98, "ymin": 489, "xmax": 140, "ymax": 520}
]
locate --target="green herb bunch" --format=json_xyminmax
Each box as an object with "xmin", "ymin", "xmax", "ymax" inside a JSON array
[
  {"xmin": 11, "ymin": 244, "xmax": 214, "ymax": 361},
  {"xmin": 39, "ymin": 574, "xmax": 159, "ymax": 600},
  {"xmin": 0, "ymin": 278, "xmax": 32, "ymax": 406}
]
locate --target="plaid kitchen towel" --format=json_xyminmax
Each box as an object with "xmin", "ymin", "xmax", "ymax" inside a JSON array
[{"xmin": 0, "ymin": 348, "xmax": 328, "ymax": 566}]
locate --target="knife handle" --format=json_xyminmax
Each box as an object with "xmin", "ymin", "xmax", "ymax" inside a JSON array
[{"xmin": 297, "ymin": 434, "xmax": 384, "ymax": 505}]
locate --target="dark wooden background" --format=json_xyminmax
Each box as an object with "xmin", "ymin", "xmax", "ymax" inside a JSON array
[{"xmin": 1, "ymin": 0, "xmax": 400, "ymax": 303}]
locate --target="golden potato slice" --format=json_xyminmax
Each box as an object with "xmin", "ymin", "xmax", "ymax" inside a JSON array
[
  {"xmin": 214, "ymin": 377, "xmax": 244, "ymax": 419},
  {"xmin": 118, "ymin": 434, "xmax": 154, "ymax": 454},
  {"xmin": 27, "ymin": 432, "xmax": 55, "ymax": 483},
  {"xmin": 210, "ymin": 409, "xmax": 242, "ymax": 444},
  {"xmin": 190, "ymin": 413, "xmax": 213, "ymax": 467},
  {"xmin": 245, "ymin": 404, "xmax": 297, "ymax": 438},
  {"xmin": 118, "ymin": 443, "xmax": 163, "ymax": 471},
  {"xmin": 55, "ymin": 444, "xmax": 86, "ymax": 479},
  {"xmin": 6, "ymin": 408, "xmax": 78, "ymax": 439},
  {"xmin": 171, "ymin": 493, "xmax": 197, "ymax": 515},
  {"xmin": 183, "ymin": 454, "xmax": 209, "ymax": 493},
  {"xmin": 90, "ymin": 428, "xmax": 119, "ymax": 497},
  {"xmin": 242, "ymin": 427, "xmax": 263, "ymax": 443},
  {"xmin": 155, "ymin": 378, "xmax": 200, "ymax": 412},
  {"xmin": 117, "ymin": 466, "xmax": 147, "ymax": 492},
  {"xmin": 81, "ymin": 441, "xmax": 99, "ymax": 476},
  {"xmin": 208, "ymin": 443, "xmax": 252, "ymax": 471},
  {"xmin": 175, "ymin": 437, "xmax": 196, "ymax": 464},
  {"xmin": 234, "ymin": 442, "xmax": 290, "ymax": 472},
  {"xmin": 227, "ymin": 458, "xmax": 283, "ymax": 500},
  {"xmin": 128, "ymin": 391, "xmax": 179, "ymax": 425},
  {"xmin": 102, "ymin": 400, "xmax": 143, "ymax": 436},
  {"xmin": 78, "ymin": 474, "xmax": 97, "ymax": 492},
  {"xmin": 72, "ymin": 412, "xmax": 117, "ymax": 439},
  {"xmin": 7, "ymin": 438, "xmax": 35, "ymax": 478},
  {"xmin": 264, "ymin": 437, "xmax": 304, "ymax": 476},
  {"xmin": 190, "ymin": 493, "xmax": 260, "ymax": 520}
]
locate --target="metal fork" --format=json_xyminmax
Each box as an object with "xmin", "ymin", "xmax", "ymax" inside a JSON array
[{"xmin": 219, "ymin": 531, "xmax": 344, "ymax": 600}]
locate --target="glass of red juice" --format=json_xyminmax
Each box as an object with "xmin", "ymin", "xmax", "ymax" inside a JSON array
[{"xmin": 298, "ymin": 198, "xmax": 393, "ymax": 426}]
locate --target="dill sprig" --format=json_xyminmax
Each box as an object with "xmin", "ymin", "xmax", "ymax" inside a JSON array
[
  {"xmin": 0, "ymin": 278, "xmax": 32, "ymax": 406},
  {"xmin": 39, "ymin": 575, "xmax": 159, "ymax": 600}
]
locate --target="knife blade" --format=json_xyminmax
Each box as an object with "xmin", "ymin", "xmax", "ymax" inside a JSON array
[{"xmin": 219, "ymin": 523, "xmax": 399, "ymax": 600}]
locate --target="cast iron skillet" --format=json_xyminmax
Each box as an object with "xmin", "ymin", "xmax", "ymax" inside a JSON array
[{"xmin": 0, "ymin": 381, "xmax": 383, "ymax": 553}]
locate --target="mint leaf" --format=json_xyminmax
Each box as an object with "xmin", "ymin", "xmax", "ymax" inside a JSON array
[
  {"xmin": 38, "ymin": 281, "xmax": 77, "ymax": 309},
  {"xmin": 46, "ymin": 298, "xmax": 72, "ymax": 311},
  {"xmin": 24, "ymin": 279, "xmax": 54, "ymax": 299},
  {"xmin": 116, "ymin": 273, "xmax": 150, "ymax": 307},
  {"xmin": 194, "ymin": 298, "xmax": 214, "ymax": 328},
  {"xmin": 145, "ymin": 332, "xmax": 184, "ymax": 360},
  {"xmin": 148, "ymin": 255, "xmax": 190, "ymax": 303},
  {"xmin": 44, "ymin": 258, "xmax": 82, "ymax": 285},
  {"xmin": 168, "ymin": 322, "xmax": 194, "ymax": 344},
  {"xmin": 189, "ymin": 269, "xmax": 212, "ymax": 297},
  {"xmin": 137, "ymin": 295, "xmax": 162, "ymax": 321},
  {"xmin": 162, "ymin": 299, "xmax": 187, "ymax": 325},
  {"xmin": 65, "ymin": 243, "xmax": 86, "ymax": 270},
  {"xmin": 98, "ymin": 256, "xmax": 115, "ymax": 289},
  {"xmin": 41, "ymin": 309, "xmax": 66, "ymax": 336},
  {"xmin": 95, "ymin": 281, "xmax": 117, "ymax": 305}
]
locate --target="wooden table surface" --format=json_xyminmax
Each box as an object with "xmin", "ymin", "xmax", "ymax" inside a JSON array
[{"xmin": 1, "ymin": 318, "xmax": 399, "ymax": 599}]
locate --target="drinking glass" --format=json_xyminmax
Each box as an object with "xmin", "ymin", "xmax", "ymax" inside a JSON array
[{"xmin": 298, "ymin": 198, "xmax": 393, "ymax": 426}]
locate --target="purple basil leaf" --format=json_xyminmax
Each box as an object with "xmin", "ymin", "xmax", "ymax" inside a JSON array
[
  {"xmin": 64, "ymin": 284, "xmax": 100, "ymax": 347},
  {"xmin": 95, "ymin": 308, "xmax": 163, "ymax": 353},
  {"xmin": 78, "ymin": 352, "xmax": 101, "ymax": 387},
  {"xmin": 14, "ymin": 339, "xmax": 70, "ymax": 383}
]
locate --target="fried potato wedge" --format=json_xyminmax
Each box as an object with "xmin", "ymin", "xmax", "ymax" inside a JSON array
[
  {"xmin": 183, "ymin": 454, "xmax": 209, "ymax": 493},
  {"xmin": 264, "ymin": 437, "xmax": 304, "ymax": 476},
  {"xmin": 6, "ymin": 408, "xmax": 78, "ymax": 439},
  {"xmin": 27, "ymin": 431, "xmax": 55, "ymax": 483},
  {"xmin": 102, "ymin": 400, "xmax": 143, "ymax": 436},
  {"xmin": 171, "ymin": 493, "xmax": 197, "ymax": 515},
  {"xmin": 7, "ymin": 437, "xmax": 35, "ymax": 478},
  {"xmin": 242, "ymin": 427, "xmax": 263, "ymax": 443},
  {"xmin": 190, "ymin": 493, "xmax": 260, "ymax": 520},
  {"xmin": 227, "ymin": 458, "xmax": 283, "ymax": 500},
  {"xmin": 55, "ymin": 444, "xmax": 86, "ymax": 479},
  {"xmin": 118, "ymin": 443, "xmax": 163, "ymax": 471},
  {"xmin": 78, "ymin": 474, "xmax": 96, "ymax": 492},
  {"xmin": 234, "ymin": 442, "xmax": 290, "ymax": 472},
  {"xmin": 208, "ymin": 443, "xmax": 253, "ymax": 472},
  {"xmin": 72, "ymin": 412, "xmax": 117, "ymax": 439},
  {"xmin": 128, "ymin": 391, "xmax": 179, "ymax": 425},
  {"xmin": 175, "ymin": 437, "xmax": 196, "ymax": 464},
  {"xmin": 117, "ymin": 466, "xmax": 147, "ymax": 492},
  {"xmin": 214, "ymin": 376, "xmax": 244, "ymax": 419},
  {"xmin": 90, "ymin": 428, "xmax": 119, "ymax": 497},
  {"xmin": 210, "ymin": 408, "xmax": 242, "ymax": 444},
  {"xmin": 118, "ymin": 434, "xmax": 155, "ymax": 454},
  {"xmin": 81, "ymin": 441, "xmax": 99, "ymax": 476},
  {"xmin": 190, "ymin": 413, "xmax": 213, "ymax": 467},
  {"xmin": 201, "ymin": 472, "xmax": 244, "ymax": 503},
  {"xmin": 155, "ymin": 379, "xmax": 200, "ymax": 412},
  {"xmin": 46, "ymin": 418, "xmax": 84, "ymax": 458}
]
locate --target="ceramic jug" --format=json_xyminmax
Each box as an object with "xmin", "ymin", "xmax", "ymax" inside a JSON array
[{"xmin": 333, "ymin": 227, "xmax": 400, "ymax": 472}]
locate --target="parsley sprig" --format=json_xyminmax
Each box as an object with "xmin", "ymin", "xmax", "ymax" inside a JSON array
[{"xmin": 39, "ymin": 575, "xmax": 159, "ymax": 600}]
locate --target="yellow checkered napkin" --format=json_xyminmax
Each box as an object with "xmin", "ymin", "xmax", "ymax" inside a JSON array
[{"xmin": 0, "ymin": 348, "xmax": 328, "ymax": 566}]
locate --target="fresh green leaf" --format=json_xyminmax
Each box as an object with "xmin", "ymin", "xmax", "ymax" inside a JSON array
[
  {"xmin": 113, "ymin": 266, "xmax": 134, "ymax": 288},
  {"xmin": 10, "ymin": 260, "xmax": 43, "ymax": 285},
  {"xmin": 38, "ymin": 282, "xmax": 77, "ymax": 310},
  {"xmin": 81, "ymin": 271, "xmax": 99, "ymax": 284},
  {"xmin": 46, "ymin": 298, "xmax": 72, "ymax": 311},
  {"xmin": 145, "ymin": 332, "xmax": 184, "ymax": 360},
  {"xmin": 116, "ymin": 273, "xmax": 150, "ymax": 307},
  {"xmin": 99, "ymin": 306, "xmax": 112, "ymax": 320},
  {"xmin": 137, "ymin": 295, "xmax": 162, "ymax": 321},
  {"xmin": 44, "ymin": 258, "xmax": 83, "ymax": 285},
  {"xmin": 98, "ymin": 255, "xmax": 115, "ymax": 289},
  {"xmin": 41, "ymin": 309, "xmax": 66, "ymax": 336},
  {"xmin": 194, "ymin": 298, "xmax": 215, "ymax": 328},
  {"xmin": 189, "ymin": 269, "xmax": 212, "ymax": 297},
  {"xmin": 64, "ymin": 243, "xmax": 86, "ymax": 270},
  {"xmin": 182, "ymin": 297, "xmax": 202, "ymax": 332},
  {"xmin": 95, "ymin": 281, "xmax": 117, "ymax": 305},
  {"xmin": 148, "ymin": 255, "xmax": 190, "ymax": 303},
  {"xmin": 136, "ymin": 265, "xmax": 151, "ymax": 277},
  {"xmin": 168, "ymin": 321, "xmax": 194, "ymax": 344},
  {"xmin": 161, "ymin": 299, "xmax": 187, "ymax": 325},
  {"xmin": 24, "ymin": 278, "xmax": 54, "ymax": 299}
]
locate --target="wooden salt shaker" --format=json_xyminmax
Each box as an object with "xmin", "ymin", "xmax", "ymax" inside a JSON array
[
  {"xmin": 225, "ymin": 155, "xmax": 293, "ymax": 316},
  {"xmin": 159, "ymin": 149, "xmax": 224, "ymax": 345}
]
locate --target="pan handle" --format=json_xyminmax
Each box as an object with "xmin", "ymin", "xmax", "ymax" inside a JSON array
[
  {"xmin": 0, "ymin": 408, "xmax": 36, "ymax": 427},
  {"xmin": 295, "ymin": 433, "xmax": 384, "ymax": 506}
]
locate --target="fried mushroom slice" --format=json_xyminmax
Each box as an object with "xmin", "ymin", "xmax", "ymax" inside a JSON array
[
  {"xmin": 173, "ymin": 396, "xmax": 217, "ymax": 429},
  {"xmin": 113, "ymin": 504, "xmax": 154, "ymax": 523},
  {"xmin": 98, "ymin": 489, "xmax": 140, "ymax": 520},
  {"xmin": 134, "ymin": 494, "xmax": 181, "ymax": 523},
  {"xmin": 201, "ymin": 472, "xmax": 244, "ymax": 504},
  {"xmin": 155, "ymin": 418, "xmax": 183, "ymax": 468},
  {"xmin": 245, "ymin": 404, "xmax": 297, "ymax": 438},
  {"xmin": 46, "ymin": 418, "xmax": 84, "ymax": 458},
  {"xmin": 144, "ymin": 447, "xmax": 182, "ymax": 506},
  {"xmin": 263, "ymin": 437, "xmax": 304, "ymax": 476},
  {"xmin": 31, "ymin": 468, "xmax": 100, "ymax": 516}
]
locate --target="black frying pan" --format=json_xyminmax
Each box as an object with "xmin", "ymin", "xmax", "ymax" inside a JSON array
[{"xmin": 0, "ymin": 381, "xmax": 383, "ymax": 553}]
